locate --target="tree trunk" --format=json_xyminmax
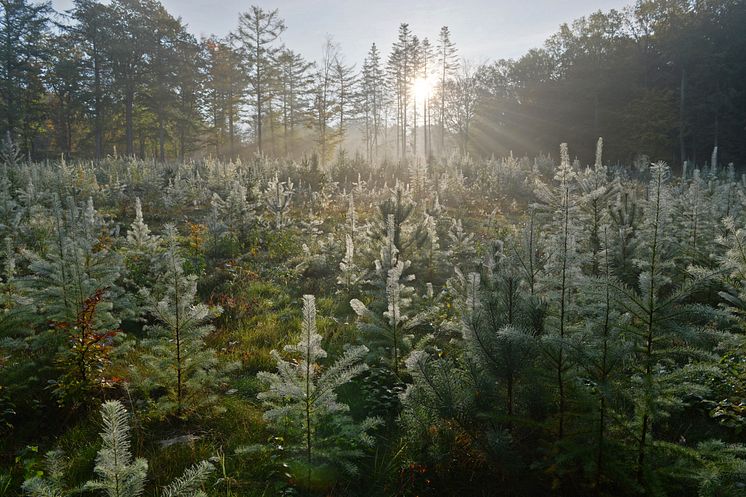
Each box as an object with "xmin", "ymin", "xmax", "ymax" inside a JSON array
[
  {"xmin": 679, "ymin": 67, "xmax": 686, "ymax": 167},
  {"xmin": 158, "ymin": 116, "xmax": 165, "ymax": 162},
  {"xmin": 125, "ymin": 88, "xmax": 135, "ymax": 156},
  {"xmin": 93, "ymin": 48, "xmax": 103, "ymax": 160}
]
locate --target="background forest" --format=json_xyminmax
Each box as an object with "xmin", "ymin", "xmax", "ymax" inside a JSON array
[
  {"xmin": 0, "ymin": 0, "xmax": 745, "ymax": 166},
  {"xmin": 0, "ymin": 1, "xmax": 745, "ymax": 497}
]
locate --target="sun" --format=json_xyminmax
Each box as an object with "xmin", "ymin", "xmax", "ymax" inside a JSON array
[{"xmin": 413, "ymin": 75, "xmax": 436, "ymax": 100}]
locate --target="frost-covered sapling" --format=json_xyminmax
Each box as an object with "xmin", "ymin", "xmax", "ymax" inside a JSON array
[
  {"xmin": 533, "ymin": 143, "xmax": 580, "ymax": 440},
  {"xmin": 614, "ymin": 162, "xmax": 718, "ymax": 486},
  {"xmin": 351, "ymin": 258, "xmax": 420, "ymax": 376},
  {"xmin": 25, "ymin": 400, "xmax": 214, "ymax": 497},
  {"xmin": 23, "ymin": 196, "xmax": 124, "ymax": 329},
  {"xmin": 257, "ymin": 295, "xmax": 379, "ymax": 489},
  {"xmin": 136, "ymin": 226, "xmax": 227, "ymax": 418},
  {"xmin": 263, "ymin": 172, "xmax": 294, "ymax": 228},
  {"xmin": 377, "ymin": 182, "xmax": 425, "ymax": 260},
  {"xmin": 337, "ymin": 234, "xmax": 368, "ymax": 296},
  {"xmin": 122, "ymin": 198, "xmax": 162, "ymax": 293}
]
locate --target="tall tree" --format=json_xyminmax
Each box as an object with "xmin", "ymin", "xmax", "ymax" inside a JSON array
[
  {"xmin": 45, "ymin": 32, "xmax": 85, "ymax": 155},
  {"xmin": 0, "ymin": 0, "xmax": 51, "ymax": 155},
  {"xmin": 333, "ymin": 50, "xmax": 356, "ymax": 149},
  {"xmin": 361, "ymin": 43, "xmax": 384, "ymax": 162},
  {"xmin": 419, "ymin": 37, "xmax": 434, "ymax": 158},
  {"xmin": 144, "ymin": 3, "xmax": 185, "ymax": 161},
  {"xmin": 172, "ymin": 31, "xmax": 204, "ymax": 160},
  {"xmin": 69, "ymin": 0, "xmax": 110, "ymax": 159},
  {"xmin": 204, "ymin": 36, "xmax": 245, "ymax": 158},
  {"xmin": 390, "ymin": 23, "xmax": 416, "ymax": 160},
  {"xmin": 275, "ymin": 48, "xmax": 312, "ymax": 156},
  {"xmin": 106, "ymin": 0, "xmax": 152, "ymax": 157},
  {"xmin": 435, "ymin": 26, "xmax": 458, "ymax": 155},
  {"xmin": 235, "ymin": 5, "xmax": 285, "ymax": 155},
  {"xmin": 444, "ymin": 62, "xmax": 479, "ymax": 155},
  {"xmin": 311, "ymin": 37, "xmax": 339, "ymax": 167}
]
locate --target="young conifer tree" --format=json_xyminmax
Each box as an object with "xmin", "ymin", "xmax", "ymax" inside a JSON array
[
  {"xmin": 676, "ymin": 169, "xmax": 718, "ymax": 263},
  {"xmin": 573, "ymin": 227, "xmax": 630, "ymax": 489},
  {"xmin": 23, "ymin": 196, "xmax": 123, "ymax": 329},
  {"xmin": 717, "ymin": 216, "xmax": 746, "ymax": 317},
  {"xmin": 399, "ymin": 346, "xmax": 476, "ymax": 458},
  {"xmin": 137, "ymin": 226, "xmax": 225, "ymax": 418},
  {"xmin": 422, "ymin": 212, "xmax": 443, "ymax": 281},
  {"xmin": 577, "ymin": 138, "xmax": 617, "ymax": 276},
  {"xmin": 257, "ymin": 295, "xmax": 379, "ymax": 488},
  {"xmin": 25, "ymin": 400, "xmax": 214, "ymax": 497},
  {"xmin": 0, "ymin": 236, "xmax": 39, "ymax": 412},
  {"xmin": 461, "ymin": 242, "xmax": 536, "ymax": 422},
  {"xmin": 351, "ymin": 256, "xmax": 419, "ymax": 375},
  {"xmin": 337, "ymin": 234, "xmax": 368, "ymax": 295},
  {"xmin": 21, "ymin": 450, "xmax": 70, "ymax": 497},
  {"xmin": 218, "ymin": 180, "xmax": 258, "ymax": 241},
  {"xmin": 84, "ymin": 401, "xmax": 148, "ymax": 497},
  {"xmin": 263, "ymin": 173, "xmax": 294, "ymax": 228},
  {"xmin": 613, "ymin": 162, "xmax": 718, "ymax": 487},
  {"xmin": 608, "ymin": 188, "xmax": 642, "ymax": 286},
  {"xmin": 122, "ymin": 197, "xmax": 162, "ymax": 293},
  {"xmin": 21, "ymin": 196, "xmax": 125, "ymax": 405},
  {"xmin": 533, "ymin": 143, "xmax": 580, "ymax": 441},
  {"xmin": 445, "ymin": 218, "xmax": 476, "ymax": 269},
  {"xmin": 377, "ymin": 182, "xmax": 425, "ymax": 261}
]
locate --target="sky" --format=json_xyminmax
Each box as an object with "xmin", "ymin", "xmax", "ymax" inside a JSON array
[{"xmin": 51, "ymin": 0, "xmax": 633, "ymax": 64}]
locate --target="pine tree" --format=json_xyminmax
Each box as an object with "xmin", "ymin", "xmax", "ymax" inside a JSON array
[
  {"xmin": 717, "ymin": 216, "xmax": 746, "ymax": 318},
  {"xmin": 577, "ymin": 137, "xmax": 617, "ymax": 276},
  {"xmin": 218, "ymin": 180, "xmax": 258, "ymax": 241},
  {"xmin": 333, "ymin": 51, "xmax": 356, "ymax": 146},
  {"xmin": 422, "ymin": 212, "xmax": 443, "ymax": 281},
  {"xmin": 377, "ymin": 182, "xmax": 425, "ymax": 261},
  {"xmin": 275, "ymin": 48, "xmax": 313, "ymax": 156},
  {"xmin": 389, "ymin": 24, "xmax": 415, "ymax": 160},
  {"xmin": 533, "ymin": 143, "xmax": 580, "ymax": 441},
  {"xmin": 360, "ymin": 44, "xmax": 385, "ymax": 162},
  {"xmin": 0, "ymin": 0, "xmax": 51, "ymax": 153},
  {"xmin": 27, "ymin": 401, "xmax": 213, "ymax": 497},
  {"xmin": 463, "ymin": 240, "xmax": 539, "ymax": 422},
  {"xmin": 400, "ymin": 346, "xmax": 475, "ymax": 435},
  {"xmin": 676, "ymin": 168, "xmax": 718, "ymax": 264},
  {"xmin": 204, "ymin": 36, "xmax": 246, "ymax": 158},
  {"xmin": 609, "ymin": 188, "xmax": 642, "ymax": 286},
  {"xmin": 257, "ymin": 295, "xmax": 379, "ymax": 488},
  {"xmin": 435, "ymin": 26, "xmax": 458, "ymax": 155},
  {"xmin": 21, "ymin": 450, "xmax": 70, "ymax": 497},
  {"xmin": 123, "ymin": 197, "xmax": 162, "ymax": 292},
  {"xmin": 573, "ymin": 227, "xmax": 630, "ymax": 489},
  {"xmin": 22, "ymin": 196, "xmax": 123, "ymax": 329},
  {"xmin": 137, "ymin": 226, "xmax": 225, "ymax": 418},
  {"xmin": 84, "ymin": 400, "xmax": 148, "ymax": 497},
  {"xmin": 337, "ymin": 234, "xmax": 367, "ymax": 296},
  {"xmin": 445, "ymin": 218, "xmax": 476, "ymax": 269},
  {"xmin": 613, "ymin": 162, "xmax": 718, "ymax": 487},
  {"xmin": 351, "ymin": 257, "xmax": 419, "ymax": 376},
  {"xmin": 263, "ymin": 172, "xmax": 293, "ymax": 228},
  {"xmin": 235, "ymin": 6, "xmax": 286, "ymax": 155}
]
